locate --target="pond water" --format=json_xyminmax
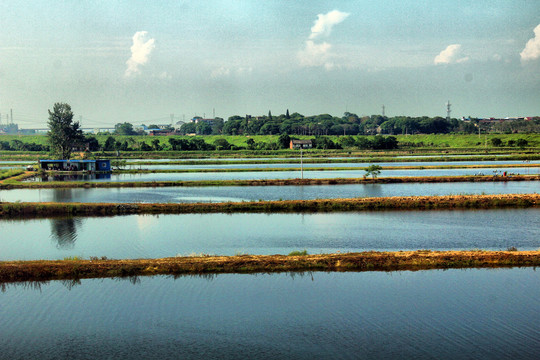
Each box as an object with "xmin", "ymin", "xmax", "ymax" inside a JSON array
[
  {"xmin": 23, "ymin": 166, "xmax": 540, "ymax": 182},
  {"xmin": 1, "ymin": 269, "xmax": 539, "ymax": 359},
  {"xmin": 1, "ymin": 209, "xmax": 538, "ymax": 260},
  {"xmin": 2, "ymin": 181, "xmax": 538, "ymax": 204},
  {"xmin": 123, "ymin": 160, "xmax": 536, "ymax": 170}
]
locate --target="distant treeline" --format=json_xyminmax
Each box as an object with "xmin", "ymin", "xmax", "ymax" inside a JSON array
[
  {"xmin": 203, "ymin": 112, "xmax": 540, "ymax": 136},
  {"xmin": 0, "ymin": 139, "xmax": 49, "ymax": 151},
  {"xmin": 98, "ymin": 134, "xmax": 398, "ymax": 152},
  {"xmin": 0, "ymin": 133, "xmax": 535, "ymax": 153}
]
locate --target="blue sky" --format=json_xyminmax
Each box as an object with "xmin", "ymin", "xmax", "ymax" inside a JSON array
[{"xmin": 0, "ymin": 0, "xmax": 539, "ymax": 128}]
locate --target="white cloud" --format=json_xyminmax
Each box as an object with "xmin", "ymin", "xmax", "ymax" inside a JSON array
[
  {"xmin": 298, "ymin": 40, "xmax": 333, "ymax": 67},
  {"xmin": 434, "ymin": 44, "xmax": 470, "ymax": 64},
  {"xmin": 520, "ymin": 24, "xmax": 540, "ymax": 62},
  {"xmin": 125, "ymin": 31, "xmax": 155, "ymax": 77},
  {"xmin": 299, "ymin": 10, "xmax": 349, "ymax": 70},
  {"xmin": 309, "ymin": 10, "xmax": 350, "ymax": 40}
]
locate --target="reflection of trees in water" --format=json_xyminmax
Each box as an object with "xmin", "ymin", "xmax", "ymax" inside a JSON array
[
  {"xmin": 52, "ymin": 188, "xmax": 73, "ymax": 202},
  {"xmin": 61, "ymin": 279, "xmax": 81, "ymax": 290},
  {"xmin": 49, "ymin": 217, "xmax": 84, "ymax": 249}
]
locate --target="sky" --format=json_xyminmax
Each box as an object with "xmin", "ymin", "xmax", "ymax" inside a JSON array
[{"xmin": 0, "ymin": 0, "xmax": 539, "ymax": 128}]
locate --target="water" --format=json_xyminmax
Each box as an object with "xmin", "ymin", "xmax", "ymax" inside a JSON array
[
  {"xmin": 1, "ymin": 209, "xmax": 538, "ymax": 260},
  {"xmin": 123, "ymin": 160, "xmax": 535, "ymax": 170},
  {"xmin": 22, "ymin": 166, "xmax": 540, "ymax": 182},
  {"xmin": 1, "ymin": 269, "xmax": 539, "ymax": 359},
  {"xmin": 2, "ymin": 181, "xmax": 538, "ymax": 203}
]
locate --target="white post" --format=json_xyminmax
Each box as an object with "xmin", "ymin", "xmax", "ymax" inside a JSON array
[{"xmin": 301, "ymin": 147, "xmax": 303, "ymax": 179}]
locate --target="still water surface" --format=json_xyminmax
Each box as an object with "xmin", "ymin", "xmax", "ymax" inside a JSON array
[
  {"xmin": 1, "ymin": 209, "xmax": 538, "ymax": 260},
  {"xmin": 124, "ymin": 159, "xmax": 533, "ymax": 170},
  {"xmin": 1, "ymin": 269, "xmax": 539, "ymax": 359},
  {"xmin": 24, "ymin": 166, "xmax": 540, "ymax": 182},
  {"xmin": 2, "ymin": 181, "xmax": 538, "ymax": 203}
]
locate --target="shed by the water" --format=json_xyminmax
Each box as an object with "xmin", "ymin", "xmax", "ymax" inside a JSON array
[{"xmin": 39, "ymin": 159, "xmax": 111, "ymax": 172}]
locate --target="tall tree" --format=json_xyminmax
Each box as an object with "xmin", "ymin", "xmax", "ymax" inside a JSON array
[{"xmin": 47, "ymin": 103, "xmax": 84, "ymax": 159}]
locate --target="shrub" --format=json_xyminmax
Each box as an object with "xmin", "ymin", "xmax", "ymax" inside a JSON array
[{"xmin": 288, "ymin": 250, "xmax": 308, "ymax": 256}]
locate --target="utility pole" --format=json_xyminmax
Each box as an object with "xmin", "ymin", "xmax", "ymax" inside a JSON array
[
  {"xmin": 382, "ymin": 105, "xmax": 385, "ymax": 117},
  {"xmin": 300, "ymin": 147, "xmax": 303, "ymax": 180}
]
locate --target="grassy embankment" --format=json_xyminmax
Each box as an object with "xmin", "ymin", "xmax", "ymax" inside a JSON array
[
  {"xmin": 1, "ymin": 170, "xmax": 539, "ymax": 189},
  {"xmin": 0, "ymin": 194, "xmax": 538, "ymax": 218},
  {"xmin": 0, "ymin": 169, "xmax": 24, "ymax": 181},
  {"xmin": 1, "ymin": 250, "xmax": 539, "ymax": 282}
]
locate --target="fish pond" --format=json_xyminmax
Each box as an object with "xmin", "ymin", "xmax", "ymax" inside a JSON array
[
  {"xmin": 2, "ymin": 181, "xmax": 538, "ymax": 203},
  {"xmin": 1, "ymin": 269, "xmax": 539, "ymax": 359},
  {"xmin": 121, "ymin": 159, "xmax": 534, "ymax": 170},
  {"xmin": 22, "ymin": 166, "xmax": 540, "ymax": 182},
  {"xmin": 1, "ymin": 209, "xmax": 538, "ymax": 260}
]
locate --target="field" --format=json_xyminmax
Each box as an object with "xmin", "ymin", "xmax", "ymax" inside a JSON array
[{"xmin": 1, "ymin": 133, "xmax": 539, "ymax": 150}]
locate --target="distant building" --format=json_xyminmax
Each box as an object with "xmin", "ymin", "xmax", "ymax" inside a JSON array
[
  {"xmin": 191, "ymin": 117, "xmax": 215, "ymax": 126},
  {"xmin": 290, "ymin": 139, "xmax": 313, "ymax": 149},
  {"xmin": 39, "ymin": 159, "xmax": 111, "ymax": 172}
]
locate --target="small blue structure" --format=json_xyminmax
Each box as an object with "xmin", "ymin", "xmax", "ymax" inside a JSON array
[{"xmin": 39, "ymin": 159, "xmax": 111, "ymax": 172}]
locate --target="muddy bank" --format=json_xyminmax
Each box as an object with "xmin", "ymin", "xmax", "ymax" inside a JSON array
[
  {"xmin": 0, "ymin": 194, "xmax": 538, "ymax": 218},
  {"xmin": 0, "ymin": 250, "xmax": 539, "ymax": 282}
]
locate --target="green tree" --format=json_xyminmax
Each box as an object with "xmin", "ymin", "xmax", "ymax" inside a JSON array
[
  {"xmin": 517, "ymin": 139, "xmax": 528, "ymax": 148},
  {"xmin": 180, "ymin": 122, "xmax": 196, "ymax": 134},
  {"xmin": 490, "ymin": 137, "xmax": 502, "ymax": 147},
  {"xmin": 196, "ymin": 121, "xmax": 212, "ymax": 135},
  {"xmin": 278, "ymin": 134, "xmax": 291, "ymax": 148},
  {"xmin": 246, "ymin": 138, "xmax": 256, "ymax": 150},
  {"xmin": 47, "ymin": 103, "xmax": 84, "ymax": 159},
  {"xmin": 114, "ymin": 122, "xmax": 137, "ymax": 135},
  {"xmin": 365, "ymin": 164, "xmax": 382, "ymax": 179},
  {"xmin": 214, "ymin": 138, "xmax": 231, "ymax": 150},
  {"xmin": 104, "ymin": 136, "xmax": 116, "ymax": 151}
]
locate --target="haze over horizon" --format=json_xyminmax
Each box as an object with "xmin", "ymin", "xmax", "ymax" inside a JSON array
[{"xmin": 1, "ymin": 0, "xmax": 539, "ymax": 128}]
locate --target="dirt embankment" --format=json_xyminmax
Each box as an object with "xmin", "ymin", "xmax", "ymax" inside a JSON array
[
  {"xmin": 1, "ymin": 250, "xmax": 539, "ymax": 283},
  {"xmin": 0, "ymin": 194, "xmax": 538, "ymax": 218}
]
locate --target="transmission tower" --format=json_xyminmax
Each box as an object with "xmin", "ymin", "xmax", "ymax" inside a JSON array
[{"xmin": 446, "ymin": 101, "xmax": 451, "ymax": 120}]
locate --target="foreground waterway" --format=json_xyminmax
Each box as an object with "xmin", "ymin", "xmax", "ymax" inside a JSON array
[
  {"xmin": 0, "ymin": 209, "xmax": 537, "ymax": 260},
  {"xmin": 2, "ymin": 181, "xmax": 538, "ymax": 203},
  {"xmin": 1, "ymin": 269, "xmax": 539, "ymax": 359}
]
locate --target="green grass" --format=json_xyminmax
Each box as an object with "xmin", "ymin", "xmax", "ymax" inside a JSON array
[
  {"xmin": 2, "ymin": 133, "xmax": 539, "ymax": 151},
  {"xmin": 0, "ymin": 169, "xmax": 24, "ymax": 181},
  {"xmin": 288, "ymin": 250, "xmax": 309, "ymax": 256}
]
